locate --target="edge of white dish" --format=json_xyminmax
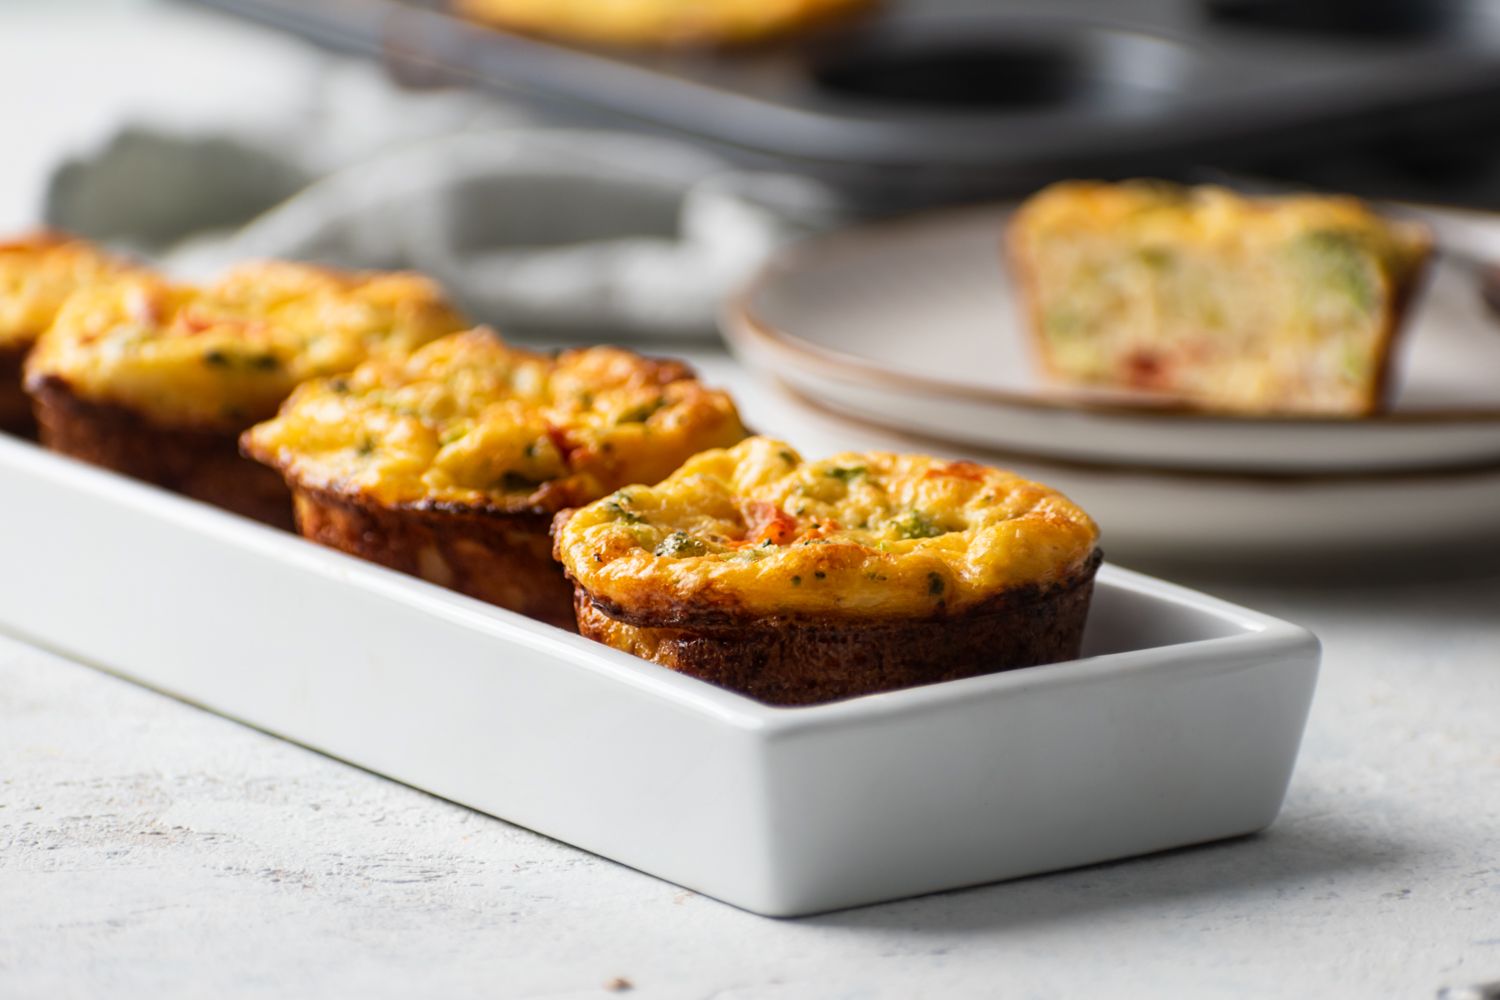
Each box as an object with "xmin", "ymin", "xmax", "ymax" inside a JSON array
[{"xmin": 0, "ymin": 435, "xmax": 1321, "ymax": 915}]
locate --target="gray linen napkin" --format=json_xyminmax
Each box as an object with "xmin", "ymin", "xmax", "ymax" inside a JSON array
[{"xmin": 45, "ymin": 120, "xmax": 842, "ymax": 340}]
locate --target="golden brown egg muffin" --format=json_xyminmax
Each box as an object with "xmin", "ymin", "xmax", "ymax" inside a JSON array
[
  {"xmin": 1007, "ymin": 180, "xmax": 1432, "ymax": 416},
  {"xmin": 0, "ymin": 232, "xmax": 137, "ymax": 437},
  {"xmin": 241, "ymin": 329, "xmax": 749, "ymax": 627},
  {"xmin": 554, "ymin": 436, "xmax": 1102, "ymax": 705},
  {"xmin": 24, "ymin": 261, "xmax": 468, "ymax": 527},
  {"xmin": 453, "ymin": 0, "xmax": 874, "ymax": 47}
]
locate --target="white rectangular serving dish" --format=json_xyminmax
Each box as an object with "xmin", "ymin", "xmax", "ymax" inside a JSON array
[{"xmin": 0, "ymin": 434, "xmax": 1320, "ymax": 916}]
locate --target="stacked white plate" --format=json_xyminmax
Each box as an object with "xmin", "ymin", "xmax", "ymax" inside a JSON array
[{"xmin": 724, "ymin": 203, "xmax": 1500, "ymax": 564}]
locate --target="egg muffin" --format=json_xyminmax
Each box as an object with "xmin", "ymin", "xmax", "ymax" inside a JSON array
[
  {"xmin": 554, "ymin": 437, "xmax": 1102, "ymax": 705},
  {"xmin": 453, "ymin": 0, "xmax": 874, "ymax": 47},
  {"xmin": 242, "ymin": 329, "xmax": 748, "ymax": 627},
  {"xmin": 1008, "ymin": 181, "xmax": 1432, "ymax": 416},
  {"xmin": 24, "ymin": 261, "xmax": 467, "ymax": 527},
  {"xmin": 0, "ymin": 232, "xmax": 137, "ymax": 437}
]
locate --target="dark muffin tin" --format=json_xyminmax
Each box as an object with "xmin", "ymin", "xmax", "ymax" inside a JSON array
[{"xmin": 187, "ymin": 0, "xmax": 1500, "ymax": 207}]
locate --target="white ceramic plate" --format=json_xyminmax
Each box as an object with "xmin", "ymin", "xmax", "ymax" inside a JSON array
[
  {"xmin": 724, "ymin": 204, "xmax": 1500, "ymax": 474},
  {"xmin": 0, "ymin": 435, "xmax": 1318, "ymax": 916}
]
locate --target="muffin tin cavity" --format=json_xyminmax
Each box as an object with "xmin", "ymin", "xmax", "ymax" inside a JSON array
[
  {"xmin": 809, "ymin": 19, "xmax": 1191, "ymax": 115},
  {"xmin": 1203, "ymin": 0, "xmax": 1470, "ymax": 41}
]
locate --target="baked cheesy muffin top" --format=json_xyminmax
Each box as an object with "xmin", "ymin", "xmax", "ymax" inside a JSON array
[
  {"xmin": 1008, "ymin": 181, "xmax": 1431, "ymax": 415},
  {"xmin": 555, "ymin": 436, "xmax": 1100, "ymax": 619},
  {"xmin": 242, "ymin": 329, "xmax": 748, "ymax": 513},
  {"xmin": 25, "ymin": 261, "xmax": 468, "ymax": 429},
  {"xmin": 0, "ymin": 232, "xmax": 136, "ymax": 351},
  {"xmin": 1013, "ymin": 181, "xmax": 1429, "ymax": 264},
  {"xmin": 454, "ymin": 0, "xmax": 872, "ymax": 46}
]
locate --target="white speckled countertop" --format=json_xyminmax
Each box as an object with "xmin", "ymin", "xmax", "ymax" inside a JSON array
[{"xmin": 2, "ymin": 5, "xmax": 1499, "ymax": 998}]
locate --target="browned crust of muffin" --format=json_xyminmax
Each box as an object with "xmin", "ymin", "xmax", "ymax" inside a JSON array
[
  {"xmin": 1003, "ymin": 219, "xmax": 1433, "ymax": 417},
  {"xmin": 0, "ymin": 343, "xmax": 33, "ymax": 438},
  {"xmin": 26, "ymin": 374, "xmax": 293, "ymax": 529},
  {"xmin": 1368, "ymin": 247, "xmax": 1432, "ymax": 413},
  {"xmin": 286, "ymin": 484, "xmax": 576, "ymax": 630},
  {"xmin": 570, "ymin": 548, "xmax": 1102, "ymax": 706}
]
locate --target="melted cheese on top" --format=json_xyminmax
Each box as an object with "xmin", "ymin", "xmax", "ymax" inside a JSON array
[
  {"xmin": 455, "ymin": 0, "xmax": 871, "ymax": 45},
  {"xmin": 243, "ymin": 329, "xmax": 748, "ymax": 512},
  {"xmin": 1014, "ymin": 181, "xmax": 1429, "ymax": 252},
  {"xmin": 554, "ymin": 436, "xmax": 1100, "ymax": 619},
  {"xmin": 25, "ymin": 261, "xmax": 468, "ymax": 429},
  {"xmin": 0, "ymin": 232, "xmax": 136, "ymax": 351}
]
